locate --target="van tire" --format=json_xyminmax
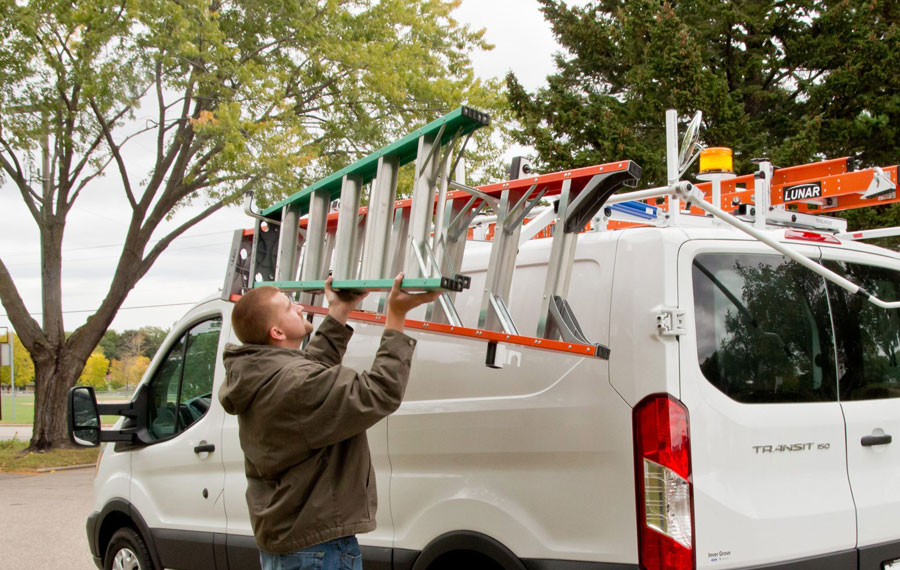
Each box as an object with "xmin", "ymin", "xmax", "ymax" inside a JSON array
[{"xmin": 104, "ymin": 527, "xmax": 155, "ymax": 570}]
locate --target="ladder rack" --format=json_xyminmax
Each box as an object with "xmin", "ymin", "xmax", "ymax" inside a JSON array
[
  {"xmin": 228, "ymin": 105, "xmax": 898, "ymax": 362},
  {"xmin": 229, "ymin": 104, "xmax": 641, "ymax": 356},
  {"xmin": 597, "ymin": 158, "xmax": 898, "ymax": 233}
]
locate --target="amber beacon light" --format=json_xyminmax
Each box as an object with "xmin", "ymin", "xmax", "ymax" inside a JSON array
[{"xmin": 697, "ymin": 147, "xmax": 734, "ymax": 179}]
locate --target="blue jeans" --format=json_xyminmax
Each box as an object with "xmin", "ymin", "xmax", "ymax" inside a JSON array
[{"xmin": 260, "ymin": 536, "xmax": 363, "ymax": 570}]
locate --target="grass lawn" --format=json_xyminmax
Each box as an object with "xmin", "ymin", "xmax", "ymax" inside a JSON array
[
  {"xmin": 0, "ymin": 438, "xmax": 100, "ymax": 472},
  {"xmin": 1, "ymin": 392, "xmax": 125, "ymax": 425},
  {"xmin": 0, "ymin": 393, "xmax": 35, "ymax": 424}
]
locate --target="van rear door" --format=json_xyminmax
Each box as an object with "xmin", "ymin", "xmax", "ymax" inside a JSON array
[
  {"xmin": 819, "ymin": 250, "xmax": 900, "ymax": 570},
  {"xmin": 678, "ymin": 242, "xmax": 857, "ymax": 569}
]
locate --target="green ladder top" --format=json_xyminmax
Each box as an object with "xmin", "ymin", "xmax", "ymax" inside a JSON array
[{"xmin": 261, "ymin": 106, "xmax": 491, "ymax": 219}]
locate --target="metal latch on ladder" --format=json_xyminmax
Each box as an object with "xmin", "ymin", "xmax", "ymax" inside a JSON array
[{"xmin": 656, "ymin": 307, "xmax": 687, "ymax": 336}]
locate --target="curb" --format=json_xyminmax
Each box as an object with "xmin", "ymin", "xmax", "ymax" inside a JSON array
[{"xmin": 36, "ymin": 463, "xmax": 95, "ymax": 473}]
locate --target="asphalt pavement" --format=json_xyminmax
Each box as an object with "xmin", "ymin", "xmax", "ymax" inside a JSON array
[{"xmin": 0, "ymin": 468, "xmax": 98, "ymax": 570}]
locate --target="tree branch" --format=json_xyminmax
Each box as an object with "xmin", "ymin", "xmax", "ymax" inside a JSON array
[
  {"xmin": 0, "ymin": 139, "xmax": 42, "ymax": 221},
  {"xmin": 0, "ymin": 257, "xmax": 46, "ymax": 354},
  {"xmin": 69, "ymin": 116, "xmax": 158, "ymax": 205},
  {"xmin": 156, "ymin": 60, "xmax": 166, "ymax": 168},
  {"xmin": 88, "ymin": 98, "xmax": 137, "ymax": 208},
  {"xmin": 138, "ymin": 197, "xmax": 231, "ymax": 276}
]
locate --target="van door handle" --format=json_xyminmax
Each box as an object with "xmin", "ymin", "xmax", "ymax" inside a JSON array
[
  {"xmin": 194, "ymin": 443, "xmax": 216, "ymax": 454},
  {"xmin": 861, "ymin": 435, "xmax": 892, "ymax": 447}
]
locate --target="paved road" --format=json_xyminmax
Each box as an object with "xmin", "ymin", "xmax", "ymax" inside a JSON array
[
  {"xmin": 0, "ymin": 424, "xmax": 32, "ymax": 441},
  {"xmin": 0, "ymin": 469, "xmax": 98, "ymax": 570}
]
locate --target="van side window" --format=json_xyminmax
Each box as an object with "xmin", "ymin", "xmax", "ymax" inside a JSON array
[
  {"xmin": 692, "ymin": 254, "xmax": 837, "ymax": 403},
  {"xmin": 147, "ymin": 317, "xmax": 222, "ymax": 441},
  {"xmin": 825, "ymin": 262, "xmax": 900, "ymax": 401}
]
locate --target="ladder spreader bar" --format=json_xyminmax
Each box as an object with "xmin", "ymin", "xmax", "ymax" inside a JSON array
[
  {"xmin": 298, "ymin": 304, "xmax": 601, "ymax": 358},
  {"xmin": 262, "ymin": 106, "xmax": 490, "ymax": 219}
]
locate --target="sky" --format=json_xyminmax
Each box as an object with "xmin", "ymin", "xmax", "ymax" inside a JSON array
[{"xmin": 0, "ymin": 0, "xmax": 587, "ymax": 334}]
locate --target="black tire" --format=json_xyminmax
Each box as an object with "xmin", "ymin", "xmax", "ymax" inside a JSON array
[{"xmin": 104, "ymin": 527, "xmax": 155, "ymax": 570}]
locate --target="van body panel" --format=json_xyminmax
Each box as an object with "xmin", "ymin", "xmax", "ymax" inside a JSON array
[
  {"xmin": 385, "ymin": 326, "xmax": 638, "ymax": 564},
  {"xmin": 87, "ymin": 221, "xmax": 900, "ymax": 570},
  {"xmin": 817, "ymin": 247, "xmax": 900, "ymax": 550},
  {"xmin": 843, "ymin": 399, "xmax": 900, "ymax": 546},
  {"xmin": 93, "ymin": 442, "xmax": 131, "ymax": 512},
  {"xmin": 609, "ymin": 228, "xmax": 685, "ymax": 405},
  {"xmin": 678, "ymin": 239, "xmax": 857, "ymax": 568},
  {"xmin": 128, "ymin": 304, "xmax": 228, "ymax": 538}
]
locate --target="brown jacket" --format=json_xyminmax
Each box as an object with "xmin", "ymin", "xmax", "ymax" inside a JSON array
[{"xmin": 219, "ymin": 316, "xmax": 416, "ymax": 554}]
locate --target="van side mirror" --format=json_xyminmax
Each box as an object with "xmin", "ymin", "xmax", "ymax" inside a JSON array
[
  {"xmin": 66, "ymin": 384, "xmax": 154, "ymax": 447},
  {"xmin": 68, "ymin": 386, "xmax": 101, "ymax": 447}
]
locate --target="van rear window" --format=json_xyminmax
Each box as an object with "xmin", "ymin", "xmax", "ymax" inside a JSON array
[
  {"xmin": 825, "ymin": 261, "xmax": 900, "ymax": 401},
  {"xmin": 692, "ymin": 254, "xmax": 838, "ymax": 403}
]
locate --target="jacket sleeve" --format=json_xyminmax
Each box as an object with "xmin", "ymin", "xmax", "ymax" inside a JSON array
[
  {"xmin": 300, "ymin": 315, "xmax": 353, "ymax": 367},
  {"xmin": 295, "ymin": 329, "xmax": 417, "ymax": 448}
]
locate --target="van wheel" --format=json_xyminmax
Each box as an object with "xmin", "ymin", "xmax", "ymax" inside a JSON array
[{"xmin": 104, "ymin": 527, "xmax": 155, "ymax": 570}]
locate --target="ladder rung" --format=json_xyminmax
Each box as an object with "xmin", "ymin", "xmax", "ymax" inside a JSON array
[
  {"xmin": 256, "ymin": 276, "xmax": 470, "ymax": 293},
  {"xmin": 261, "ymin": 106, "xmax": 490, "ymax": 218}
]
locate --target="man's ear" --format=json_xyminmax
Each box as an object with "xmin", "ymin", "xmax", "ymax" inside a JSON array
[{"xmin": 269, "ymin": 326, "xmax": 285, "ymax": 342}]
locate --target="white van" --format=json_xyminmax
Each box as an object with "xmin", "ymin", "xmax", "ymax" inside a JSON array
[{"xmin": 70, "ymin": 218, "xmax": 900, "ymax": 570}]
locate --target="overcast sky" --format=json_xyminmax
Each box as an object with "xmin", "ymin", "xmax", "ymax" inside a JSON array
[{"xmin": 0, "ymin": 0, "xmax": 586, "ymax": 334}]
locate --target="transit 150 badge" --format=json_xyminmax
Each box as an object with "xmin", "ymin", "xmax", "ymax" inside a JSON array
[{"xmin": 783, "ymin": 181, "xmax": 822, "ymax": 202}]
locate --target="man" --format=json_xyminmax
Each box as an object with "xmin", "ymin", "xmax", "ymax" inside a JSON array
[{"xmin": 219, "ymin": 273, "xmax": 439, "ymax": 570}]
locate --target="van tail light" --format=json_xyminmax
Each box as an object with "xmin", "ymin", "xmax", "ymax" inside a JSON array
[{"xmin": 633, "ymin": 394, "xmax": 695, "ymax": 570}]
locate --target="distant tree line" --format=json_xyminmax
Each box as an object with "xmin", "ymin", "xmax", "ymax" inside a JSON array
[
  {"xmin": 3, "ymin": 327, "xmax": 169, "ymax": 391},
  {"xmin": 77, "ymin": 327, "xmax": 170, "ymax": 391}
]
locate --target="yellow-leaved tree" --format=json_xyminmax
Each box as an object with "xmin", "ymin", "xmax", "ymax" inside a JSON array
[{"xmin": 78, "ymin": 352, "xmax": 111, "ymax": 390}]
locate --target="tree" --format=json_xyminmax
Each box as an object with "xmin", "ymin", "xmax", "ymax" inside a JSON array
[
  {"xmin": 78, "ymin": 351, "xmax": 110, "ymax": 389},
  {"xmin": 98, "ymin": 330, "xmax": 121, "ymax": 362},
  {"xmin": 108, "ymin": 356, "xmax": 150, "ymax": 390},
  {"xmin": 0, "ymin": 0, "xmax": 506, "ymax": 449},
  {"xmin": 0, "ymin": 334, "xmax": 35, "ymax": 388},
  {"xmin": 98, "ymin": 326, "xmax": 168, "ymax": 361},
  {"xmin": 507, "ymin": 0, "xmax": 900, "ymax": 194}
]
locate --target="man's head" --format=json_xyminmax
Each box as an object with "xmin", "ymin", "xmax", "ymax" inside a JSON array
[{"xmin": 231, "ymin": 286, "xmax": 313, "ymax": 347}]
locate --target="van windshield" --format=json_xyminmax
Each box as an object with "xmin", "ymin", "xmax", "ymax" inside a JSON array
[{"xmin": 692, "ymin": 254, "xmax": 838, "ymax": 403}]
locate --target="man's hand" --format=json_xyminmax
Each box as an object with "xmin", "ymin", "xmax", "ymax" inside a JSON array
[
  {"xmin": 385, "ymin": 273, "xmax": 442, "ymax": 332},
  {"xmin": 325, "ymin": 276, "xmax": 368, "ymax": 325}
]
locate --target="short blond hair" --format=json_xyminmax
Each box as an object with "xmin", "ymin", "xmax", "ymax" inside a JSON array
[{"xmin": 231, "ymin": 286, "xmax": 282, "ymax": 345}]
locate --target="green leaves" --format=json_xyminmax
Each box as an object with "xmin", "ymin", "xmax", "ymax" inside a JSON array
[
  {"xmin": 0, "ymin": 0, "xmax": 506, "ymax": 206},
  {"xmin": 509, "ymin": 0, "xmax": 900, "ymax": 203}
]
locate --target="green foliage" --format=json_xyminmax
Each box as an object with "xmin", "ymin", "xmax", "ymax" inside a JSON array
[
  {"xmin": 0, "ymin": 0, "xmax": 506, "ymax": 202},
  {"xmin": 508, "ymin": 0, "xmax": 900, "ymax": 196},
  {"xmin": 0, "ymin": 335, "xmax": 34, "ymax": 388},
  {"xmin": 98, "ymin": 327, "xmax": 169, "ymax": 362},
  {"xmin": 78, "ymin": 352, "xmax": 110, "ymax": 389}
]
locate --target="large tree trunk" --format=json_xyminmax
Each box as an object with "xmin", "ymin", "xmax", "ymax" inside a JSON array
[{"xmin": 29, "ymin": 346, "xmax": 87, "ymax": 450}]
